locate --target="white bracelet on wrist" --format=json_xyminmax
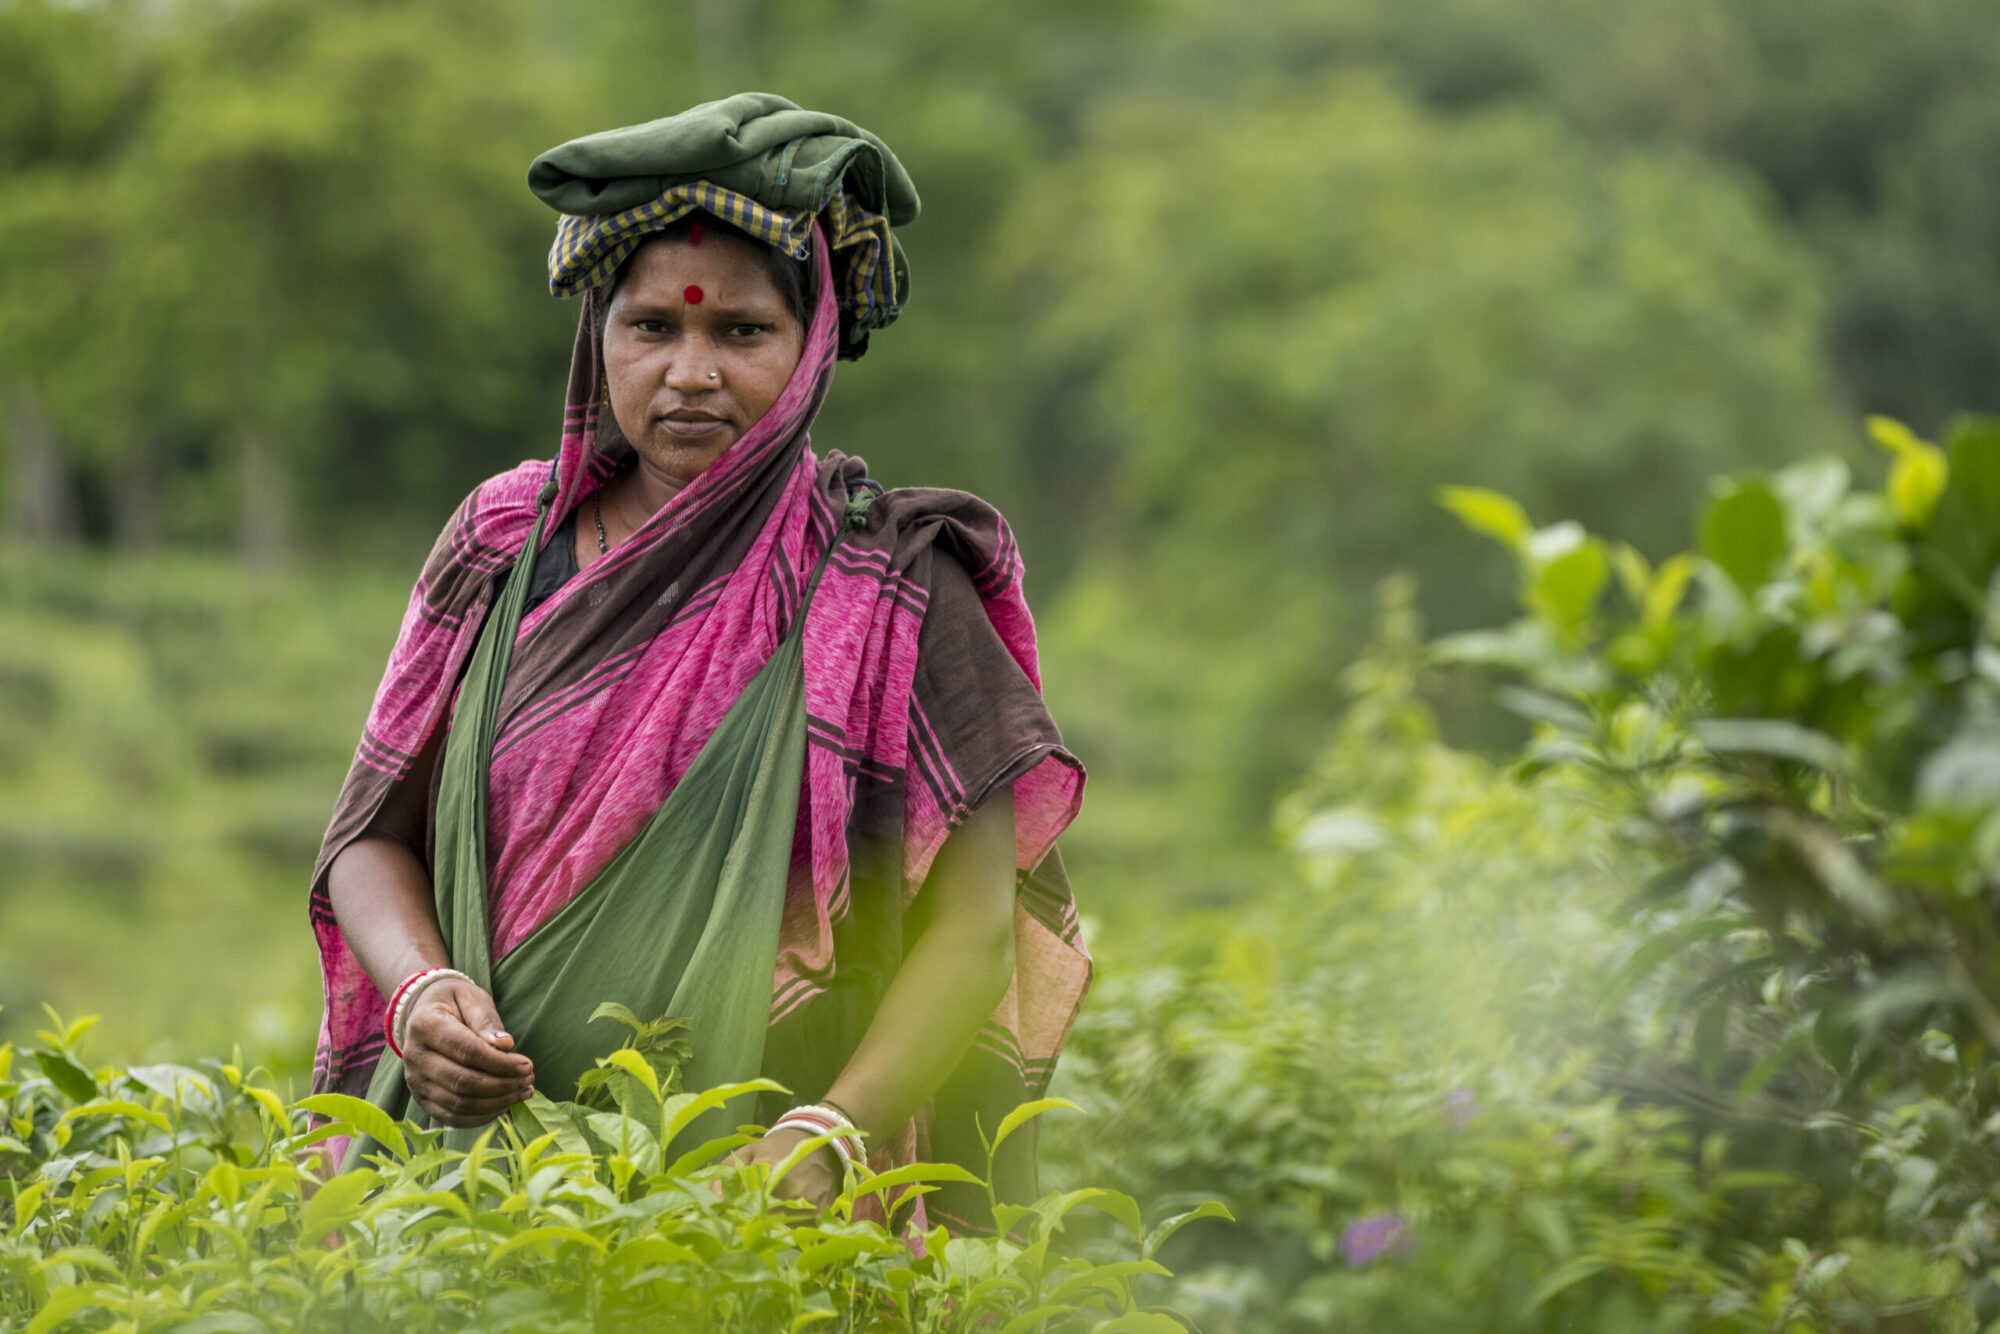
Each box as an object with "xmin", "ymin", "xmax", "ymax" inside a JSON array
[
  {"xmin": 392, "ymin": 967, "xmax": 472, "ymax": 1054},
  {"xmin": 766, "ymin": 1102, "xmax": 866, "ymax": 1169}
]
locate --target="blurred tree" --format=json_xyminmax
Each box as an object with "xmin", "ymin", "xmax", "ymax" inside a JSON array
[
  {"xmin": 1011, "ymin": 77, "xmax": 1841, "ymax": 901},
  {"xmin": 0, "ymin": 0, "xmax": 585, "ymax": 559},
  {"xmin": 133, "ymin": 0, "xmax": 586, "ymax": 561},
  {"xmin": 1141, "ymin": 0, "xmax": 2000, "ymax": 429},
  {"xmin": 0, "ymin": 0, "xmax": 157, "ymax": 544}
]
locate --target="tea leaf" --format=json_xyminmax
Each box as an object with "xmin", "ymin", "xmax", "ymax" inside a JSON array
[
  {"xmin": 295, "ymin": 1093, "xmax": 410, "ymax": 1162},
  {"xmin": 667, "ymin": 1131, "xmax": 756, "ymax": 1178},
  {"xmin": 601, "ymin": 1045, "xmax": 662, "ymax": 1097},
  {"xmin": 34, "ymin": 1050, "xmax": 98, "ymax": 1105},
  {"xmin": 848, "ymin": 1161, "xmax": 986, "ymax": 1199},
  {"xmin": 984, "ymin": 1098, "xmax": 1080, "ymax": 1162},
  {"xmin": 1089, "ymin": 1313, "xmax": 1186, "ymax": 1332},
  {"xmin": 1439, "ymin": 487, "xmax": 1534, "ymax": 554},
  {"xmin": 484, "ymin": 1224, "xmax": 606, "ymax": 1268},
  {"xmin": 999, "ymin": 1306, "xmax": 1076, "ymax": 1334},
  {"xmin": 662, "ymin": 1078, "xmax": 785, "ymax": 1146},
  {"xmin": 177, "ymin": 1314, "xmax": 276, "ymax": 1334},
  {"xmin": 1141, "ymin": 1202, "xmax": 1234, "ymax": 1260},
  {"xmin": 61, "ymin": 1099, "xmax": 171, "ymax": 1134},
  {"xmin": 23, "ymin": 1282, "xmax": 114, "ymax": 1334},
  {"xmin": 11, "ymin": 1181, "xmax": 48, "ymax": 1236},
  {"xmin": 588, "ymin": 1001, "xmax": 645, "ymax": 1033},
  {"xmin": 1701, "ymin": 477, "xmax": 1786, "ymax": 594},
  {"xmin": 797, "ymin": 1234, "xmax": 894, "ymax": 1273},
  {"xmin": 244, "ymin": 1085, "xmax": 290, "ymax": 1131},
  {"xmin": 296, "ymin": 1168, "xmax": 379, "ymax": 1245}
]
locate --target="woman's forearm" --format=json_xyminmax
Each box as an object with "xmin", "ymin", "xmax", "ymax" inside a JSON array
[
  {"xmin": 327, "ymin": 724, "xmax": 449, "ymax": 999},
  {"xmin": 822, "ymin": 787, "xmax": 1017, "ymax": 1146},
  {"xmin": 326, "ymin": 836, "xmax": 451, "ymax": 999}
]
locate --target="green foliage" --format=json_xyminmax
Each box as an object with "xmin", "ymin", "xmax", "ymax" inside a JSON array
[
  {"xmin": 0, "ymin": 546, "xmax": 406, "ymax": 1066},
  {"xmin": 0, "ymin": 1007, "xmax": 1212, "ymax": 1332},
  {"xmin": 1035, "ymin": 416, "xmax": 2000, "ymax": 1330},
  {"xmin": 1424, "ymin": 415, "xmax": 2000, "ymax": 1313},
  {"xmin": 1023, "ymin": 71, "xmax": 1836, "ymax": 906},
  {"xmin": 1042, "ymin": 532, "xmax": 1988, "ymax": 1329}
]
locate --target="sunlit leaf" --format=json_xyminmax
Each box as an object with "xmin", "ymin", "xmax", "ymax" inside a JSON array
[
  {"xmin": 1868, "ymin": 415, "xmax": 1947, "ymax": 526},
  {"xmin": 983, "ymin": 1098, "xmax": 1080, "ymax": 1163},
  {"xmin": 848, "ymin": 1161, "xmax": 986, "ymax": 1200},
  {"xmin": 1088, "ymin": 1313, "xmax": 1186, "ymax": 1333},
  {"xmin": 662, "ymin": 1078, "xmax": 785, "ymax": 1147},
  {"xmin": 296, "ymin": 1169, "xmax": 379, "ymax": 1246},
  {"xmin": 1438, "ymin": 486, "xmax": 1534, "ymax": 554},
  {"xmin": 1700, "ymin": 477, "xmax": 1786, "ymax": 594},
  {"xmin": 1140, "ymin": 1200, "xmax": 1234, "ymax": 1261},
  {"xmin": 295, "ymin": 1093, "xmax": 410, "ymax": 1162}
]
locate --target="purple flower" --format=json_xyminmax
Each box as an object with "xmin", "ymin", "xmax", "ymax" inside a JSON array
[
  {"xmin": 1341, "ymin": 1212, "xmax": 1416, "ymax": 1267},
  {"xmin": 1444, "ymin": 1087, "xmax": 1481, "ymax": 1130}
]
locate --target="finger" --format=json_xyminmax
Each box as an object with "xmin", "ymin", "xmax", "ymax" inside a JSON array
[
  {"xmin": 443, "ymin": 982, "xmax": 518, "ymax": 1053},
  {"xmin": 411, "ymin": 994, "xmax": 532, "ymax": 1079},
  {"xmin": 408, "ymin": 1044, "xmax": 534, "ymax": 1103},
  {"xmin": 408, "ymin": 1067, "xmax": 532, "ymax": 1123},
  {"xmin": 408, "ymin": 1055, "xmax": 531, "ymax": 1105}
]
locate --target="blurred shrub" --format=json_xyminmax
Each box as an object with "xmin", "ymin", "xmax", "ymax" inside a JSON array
[
  {"xmin": 0, "ymin": 548, "xmax": 407, "ymax": 1072},
  {"xmin": 1047, "ymin": 415, "xmax": 2000, "ymax": 1331}
]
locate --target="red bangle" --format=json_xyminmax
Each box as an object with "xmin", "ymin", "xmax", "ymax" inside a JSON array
[{"xmin": 382, "ymin": 968, "xmax": 442, "ymax": 1059}]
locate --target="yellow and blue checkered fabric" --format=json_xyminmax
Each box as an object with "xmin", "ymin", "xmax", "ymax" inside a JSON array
[{"xmin": 547, "ymin": 179, "xmax": 900, "ymax": 334}]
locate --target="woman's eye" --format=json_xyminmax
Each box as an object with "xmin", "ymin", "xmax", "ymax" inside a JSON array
[{"xmin": 730, "ymin": 323, "xmax": 769, "ymax": 338}]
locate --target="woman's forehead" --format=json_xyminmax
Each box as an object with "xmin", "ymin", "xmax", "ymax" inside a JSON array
[{"xmin": 614, "ymin": 233, "xmax": 788, "ymax": 307}]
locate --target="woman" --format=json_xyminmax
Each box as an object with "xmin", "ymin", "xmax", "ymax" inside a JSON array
[{"xmin": 307, "ymin": 94, "xmax": 1087, "ymax": 1228}]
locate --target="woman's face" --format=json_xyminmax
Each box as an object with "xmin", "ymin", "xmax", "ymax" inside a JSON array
[{"xmin": 601, "ymin": 231, "xmax": 807, "ymax": 486}]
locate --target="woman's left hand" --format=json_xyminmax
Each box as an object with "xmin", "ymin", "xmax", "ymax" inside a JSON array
[{"xmin": 728, "ymin": 1127, "xmax": 843, "ymax": 1211}]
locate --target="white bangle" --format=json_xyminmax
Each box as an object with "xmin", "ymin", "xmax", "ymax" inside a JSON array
[
  {"xmin": 768, "ymin": 1103, "xmax": 865, "ymax": 1168},
  {"xmin": 392, "ymin": 967, "xmax": 471, "ymax": 1054}
]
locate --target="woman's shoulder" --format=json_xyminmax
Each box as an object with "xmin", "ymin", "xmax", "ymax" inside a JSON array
[
  {"xmin": 403, "ymin": 458, "xmax": 555, "ymax": 614},
  {"xmin": 818, "ymin": 452, "xmax": 1017, "ymax": 585},
  {"xmin": 424, "ymin": 459, "xmax": 553, "ymax": 565}
]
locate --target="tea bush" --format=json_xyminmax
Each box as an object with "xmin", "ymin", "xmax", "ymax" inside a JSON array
[
  {"xmin": 0, "ymin": 1008, "xmax": 1225, "ymax": 1332},
  {"xmin": 1044, "ymin": 417, "xmax": 2000, "ymax": 1332}
]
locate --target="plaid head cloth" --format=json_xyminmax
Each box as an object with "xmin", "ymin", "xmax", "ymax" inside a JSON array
[{"xmin": 547, "ymin": 179, "xmax": 900, "ymax": 346}]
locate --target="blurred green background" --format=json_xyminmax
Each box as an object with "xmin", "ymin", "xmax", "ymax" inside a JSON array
[
  {"xmin": 0, "ymin": 0, "xmax": 1990, "ymax": 1064},
  {"xmin": 5, "ymin": 0, "xmax": 2000, "ymax": 1325}
]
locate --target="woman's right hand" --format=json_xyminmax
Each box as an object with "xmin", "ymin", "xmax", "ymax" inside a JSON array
[{"xmin": 401, "ymin": 978, "xmax": 536, "ymax": 1127}]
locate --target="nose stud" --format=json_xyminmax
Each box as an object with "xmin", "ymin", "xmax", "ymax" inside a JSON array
[{"xmin": 708, "ymin": 371, "xmax": 718, "ymax": 382}]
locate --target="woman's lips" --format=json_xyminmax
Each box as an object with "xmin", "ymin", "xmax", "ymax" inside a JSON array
[{"xmin": 658, "ymin": 413, "xmax": 728, "ymax": 440}]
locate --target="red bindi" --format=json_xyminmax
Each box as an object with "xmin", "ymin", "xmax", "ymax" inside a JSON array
[
  {"xmin": 683, "ymin": 284, "xmax": 704, "ymax": 305},
  {"xmin": 688, "ymin": 219, "xmax": 705, "ymax": 247}
]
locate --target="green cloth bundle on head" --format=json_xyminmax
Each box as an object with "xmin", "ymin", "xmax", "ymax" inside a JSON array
[{"xmin": 529, "ymin": 92, "xmax": 919, "ymax": 360}]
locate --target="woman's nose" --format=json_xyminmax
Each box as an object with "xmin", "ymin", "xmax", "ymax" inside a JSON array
[{"xmin": 664, "ymin": 349, "xmax": 719, "ymax": 391}]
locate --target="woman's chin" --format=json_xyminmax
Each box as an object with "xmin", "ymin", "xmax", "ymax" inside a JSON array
[{"xmin": 635, "ymin": 434, "xmax": 738, "ymax": 486}]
